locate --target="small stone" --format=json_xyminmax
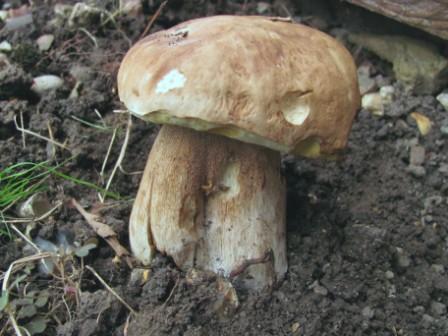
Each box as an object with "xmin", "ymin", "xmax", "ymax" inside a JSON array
[
  {"xmin": 385, "ymin": 270, "xmax": 394, "ymax": 279},
  {"xmin": 4, "ymin": 13, "xmax": 33, "ymax": 31},
  {"xmin": 441, "ymin": 125, "xmax": 448, "ymax": 136},
  {"xmin": 362, "ymin": 306, "xmax": 375, "ymax": 319},
  {"xmin": 36, "ymin": 34, "xmax": 54, "ymax": 52},
  {"xmin": 422, "ymin": 314, "xmax": 435, "ymax": 323},
  {"xmin": 128, "ymin": 268, "xmax": 148, "ymax": 287},
  {"xmin": 395, "ymin": 247, "xmax": 411, "ymax": 269},
  {"xmin": 431, "ymin": 264, "xmax": 445, "ymax": 274},
  {"xmin": 31, "ymin": 75, "xmax": 64, "ymax": 94},
  {"xmin": 424, "ymin": 195, "xmax": 443, "ymax": 210},
  {"xmin": 358, "ymin": 64, "xmax": 376, "ymax": 95},
  {"xmin": 0, "ymin": 41, "xmax": 12, "ymax": 52},
  {"xmin": 409, "ymin": 145, "xmax": 425, "ymax": 166},
  {"xmin": 436, "ymin": 92, "xmax": 448, "ymax": 111},
  {"xmin": 413, "ymin": 305, "xmax": 425, "ymax": 313},
  {"xmin": 407, "ymin": 165, "xmax": 426, "ymax": 177},
  {"xmin": 256, "ymin": 2, "xmax": 271, "ymax": 14},
  {"xmin": 291, "ymin": 322, "xmax": 300, "ymax": 333},
  {"xmin": 362, "ymin": 92, "xmax": 384, "ymax": 115},
  {"xmin": 309, "ymin": 280, "xmax": 328, "ymax": 296},
  {"xmin": 388, "ymin": 284, "xmax": 396, "ymax": 298},
  {"xmin": 380, "ymin": 85, "xmax": 394, "ymax": 104},
  {"xmin": 0, "ymin": 10, "xmax": 8, "ymax": 21},
  {"xmin": 120, "ymin": 0, "xmax": 142, "ymax": 15},
  {"xmin": 430, "ymin": 301, "xmax": 447, "ymax": 317},
  {"xmin": 438, "ymin": 164, "xmax": 448, "ymax": 176}
]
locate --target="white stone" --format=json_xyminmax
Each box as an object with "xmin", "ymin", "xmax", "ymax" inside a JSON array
[
  {"xmin": 31, "ymin": 75, "xmax": 64, "ymax": 94},
  {"xmin": 0, "ymin": 41, "xmax": 12, "ymax": 52},
  {"xmin": 436, "ymin": 92, "xmax": 448, "ymax": 111},
  {"xmin": 36, "ymin": 34, "xmax": 54, "ymax": 51}
]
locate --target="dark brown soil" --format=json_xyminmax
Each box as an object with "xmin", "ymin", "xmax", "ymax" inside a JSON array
[{"xmin": 1, "ymin": 1, "xmax": 447, "ymax": 336}]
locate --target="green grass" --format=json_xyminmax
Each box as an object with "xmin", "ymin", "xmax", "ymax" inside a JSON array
[{"xmin": 0, "ymin": 159, "xmax": 121, "ymax": 237}]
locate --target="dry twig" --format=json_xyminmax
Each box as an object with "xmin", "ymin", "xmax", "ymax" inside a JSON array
[
  {"xmin": 14, "ymin": 116, "xmax": 70, "ymax": 151},
  {"xmin": 85, "ymin": 265, "xmax": 137, "ymax": 314},
  {"xmin": 140, "ymin": 0, "xmax": 167, "ymax": 39}
]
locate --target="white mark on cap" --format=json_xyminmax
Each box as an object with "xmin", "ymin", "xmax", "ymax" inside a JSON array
[
  {"xmin": 155, "ymin": 69, "xmax": 186, "ymax": 94},
  {"xmin": 280, "ymin": 91, "xmax": 312, "ymax": 126},
  {"xmin": 282, "ymin": 103, "xmax": 310, "ymax": 125}
]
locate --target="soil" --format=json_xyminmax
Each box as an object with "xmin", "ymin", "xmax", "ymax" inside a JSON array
[{"xmin": 1, "ymin": 1, "xmax": 448, "ymax": 336}]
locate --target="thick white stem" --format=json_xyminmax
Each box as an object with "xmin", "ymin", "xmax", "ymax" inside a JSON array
[{"xmin": 129, "ymin": 125, "xmax": 287, "ymax": 289}]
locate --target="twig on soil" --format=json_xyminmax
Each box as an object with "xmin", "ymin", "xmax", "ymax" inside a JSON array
[
  {"xmin": 102, "ymin": 115, "xmax": 132, "ymax": 202},
  {"xmin": 100, "ymin": 127, "xmax": 118, "ymax": 185},
  {"xmin": 123, "ymin": 313, "xmax": 132, "ymax": 336},
  {"xmin": 3, "ymin": 201, "xmax": 62, "ymax": 224},
  {"xmin": 78, "ymin": 28, "xmax": 98, "ymax": 48},
  {"xmin": 162, "ymin": 277, "xmax": 179, "ymax": 307},
  {"xmin": 47, "ymin": 121, "xmax": 57, "ymax": 159},
  {"xmin": 139, "ymin": 0, "xmax": 168, "ymax": 39},
  {"xmin": 70, "ymin": 198, "xmax": 133, "ymax": 268},
  {"xmin": 14, "ymin": 116, "xmax": 70, "ymax": 151},
  {"xmin": 85, "ymin": 265, "xmax": 137, "ymax": 314},
  {"xmin": 94, "ymin": 109, "xmax": 107, "ymax": 128},
  {"xmin": 8, "ymin": 312, "xmax": 23, "ymax": 336},
  {"xmin": 10, "ymin": 224, "xmax": 41, "ymax": 253},
  {"xmin": 19, "ymin": 111, "xmax": 26, "ymax": 149}
]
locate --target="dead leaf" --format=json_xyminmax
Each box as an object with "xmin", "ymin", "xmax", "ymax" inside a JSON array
[
  {"xmin": 411, "ymin": 112, "xmax": 432, "ymax": 136},
  {"xmin": 71, "ymin": 198, "xmax": 133, "ymax": 267}
]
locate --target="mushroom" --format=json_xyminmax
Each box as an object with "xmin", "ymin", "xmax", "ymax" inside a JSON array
[{"xmin": 117, "ymin": 16, "xmax": 360, "ymax": 289}]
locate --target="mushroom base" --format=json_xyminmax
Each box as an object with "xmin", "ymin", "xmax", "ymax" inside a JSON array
[{"xmin": 129, "ymin": 125, "xmax": 287, "ymax": 289}]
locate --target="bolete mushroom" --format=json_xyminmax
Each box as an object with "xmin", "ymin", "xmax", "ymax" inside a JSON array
[{"xmin": 118, "ymin": 15, "xmax": 360, "ymax": 289}]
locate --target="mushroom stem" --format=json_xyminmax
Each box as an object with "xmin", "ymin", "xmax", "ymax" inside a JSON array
[{"xmin": 130, "ymin": 125, "xmax": 287, "ymax": 289}]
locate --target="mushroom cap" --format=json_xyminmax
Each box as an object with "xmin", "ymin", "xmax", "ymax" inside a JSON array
[{"xmin": 118, "ymin": 15, "xmax": 360, "ymax": 156}]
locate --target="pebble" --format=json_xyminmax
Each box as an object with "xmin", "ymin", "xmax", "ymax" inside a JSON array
[
  {"xmin": 256, "ymin": 2, "xmax": 271, "ymax": 14},
  {"xmin": 422, "ymin": 314, "xmax": 435, "ymax": 324},
  {"xmin": 0, "ymin": 40, "xmax": 12, "ymax": 52},
  {"xmin": 438, "ymin": 164, "xmax": 448, "ymax": 176},
  {"xmin": 441, "ymin": 123, "xmax": 448, "ymax": 136},
  {"xmin": 413, "ymin": 305, "xmax": 425, "ymax": 313},
  {"xmin": 407, "ymin": 165, "xmax": 426, "ymax": 177},
  {"xmin": 379, "ymin": 85, "xmax": 394, "ymax": 104},
  {"xmin": 424, "ymin": 195, "xmax": 443, "ymax": 210},
  {"xmin": 128, "ymin": 268, "xmax": 147, "ymax": 287},
  {"xmin": 362, "ymin": 306, "xmax": 375, "ymax": 319},
  {"xmin": 395, "ymin": 247, "xmax": 411, "ymax": 269},
  {"xmin": 31, "ymin": 75, "xmax": 64, "ymax": 94},
  {"xmin": 309, "ymin": 280, "xmax": 328, "ymax": 296},
  {"xmin": 4, "ymin": 13, "xmax": 33, "ymax": 31},
  {"xmin": 36, "ymin": 34, "xmax": 54, "ymax": 51},
  {"xmin": 436, "ymin": 92, "xmax": 448, "ymax": 111},
  {"xmin": 385, "ymin": 270, "xmax": 394, "ymax": 279},
  {"xmin": 0, "ymin": 10, "xmax": 8, "ymax": 21},
  {"xmin": 357, "ymin": 64, "xmax": 376, "ymax": 95},
  {"xmin": 362, "ymin": 92, "xmax": 384, "ymax": 116},
  {"xmin": 431, "ymin": 264, "xmax": 445, "ymax": 274},
  {"xmin": 409, "ymin": 145, "xmax": 425, "ymax": 166},
  {"xmin": 430, "ymin": 301, "xmax": 447, "ymax": 317}
]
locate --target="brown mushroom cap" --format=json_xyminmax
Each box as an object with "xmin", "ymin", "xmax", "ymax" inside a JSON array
[{"xmin": 118, "ymin": 15, "xmax": 360, "ymax": 156}]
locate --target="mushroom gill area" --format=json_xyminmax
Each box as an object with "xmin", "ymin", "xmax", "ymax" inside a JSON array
[{"xmin": 139, "ymin": 111, "xmax": 322, "ymax": 157}]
